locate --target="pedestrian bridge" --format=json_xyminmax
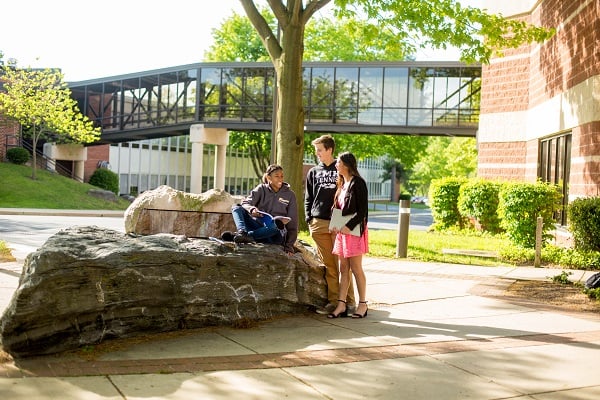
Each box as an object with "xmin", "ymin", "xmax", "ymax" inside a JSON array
[{"xmin": 69, "ymin": 61, "xmax": 481, "ymax": 144}]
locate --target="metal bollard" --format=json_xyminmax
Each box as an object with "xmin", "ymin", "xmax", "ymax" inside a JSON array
[
  {"xmin": 534, "ymin": 216, "xmax": 543, "ymax": 267},
  {"xmin": 396, "ymin": 199, "xmax": 411, "ymax": 258}
]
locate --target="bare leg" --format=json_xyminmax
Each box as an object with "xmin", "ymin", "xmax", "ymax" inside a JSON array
[
  {"xmin": 331, "ymin": 257, "xmax": 351, "ymax": 316},
  {"xmin": 348, "ymin": 255, "xmax": 367, "ymax": 316}
]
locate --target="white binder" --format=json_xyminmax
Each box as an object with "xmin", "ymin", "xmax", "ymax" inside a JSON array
[{"xmin": 328, "ymin": 208, "xmax": 361, "ymax": 236}]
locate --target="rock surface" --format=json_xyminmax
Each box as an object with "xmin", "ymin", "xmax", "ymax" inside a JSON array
[
  {"xmin": 124, "ymin": 186, "xmax": 242, "ymax": 236},
  {"xmin": 0, "ymin": 226, "xmax": 326, "ymax": 358}
]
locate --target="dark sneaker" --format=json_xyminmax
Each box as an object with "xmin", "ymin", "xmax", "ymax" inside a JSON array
[
  {"xmin": 346, "ymin": 304, "xmax": 356, "ymax": 316},
  {"xmin": 315, "ymin": 303, "xmax": 336, "ymax": 315},
  {"xmin": 233, "ymin": 231, "xmax": 255, "ymax": 244},
  {"xmin": 220, "ymin": 231, "xmax": 234, "ymax": 241}
]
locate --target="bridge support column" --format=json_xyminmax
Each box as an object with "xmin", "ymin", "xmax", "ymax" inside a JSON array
[
  {"xmin": 43, "ymin": 143, "xmax": 87, "ymax": 182},
  {"xmin": 189, "ymin": 124, "xmax": 229, "ymax": 194}
]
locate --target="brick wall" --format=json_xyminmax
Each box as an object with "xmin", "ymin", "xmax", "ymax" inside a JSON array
[
  {"xmin": 478, "ymin": 0, "xmax": 599, "ymax": 198},
  {"xmin": 84, "ymin": 144, "xmax": 110, "ymax": 183},
  {"xmin": 478, "ymin": 141, "xmax": 529, "ymax": 181},
  {"xmin": 480, "ymin": 47, "xmax": 531, "ymax": 115},
  {"xmin": 482, "ymin": 0, "xmax": 598, "ymax": 114},
  {"xmin": 0, "ymin": 117, "xmax": 19, "ymax": 161},
  {"xmin": 569, "ymin": 121, "xmax": 600, "ymax": 197}
]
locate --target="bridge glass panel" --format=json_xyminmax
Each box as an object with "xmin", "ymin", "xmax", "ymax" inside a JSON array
[
  {"xmin": 382, "ymin": 67, "xmax": 409, "ymax": 126},
  {"xmin": 334, "ymin": 67, "xmax": 359, "ymax": 124},
  {"xmin": 236, "ymin": 67, "xmax": 273, "ymax": 123},
  {"xmin": 459, "ymin": 67, "xmax": 481, "ymax": 126},
  {"xmin": 357, "ymin": 67, "xmax": 383, "ymax": 125},
  {"xmin": 304, "ymin": 67, "xmax": 334, "ymax": 122},
  {"xmin": 200, "ymin": 67, "xmax": 273, "ymax": 123},
  {"xmin": 429, "ymin": 67, "xmax": 478, "ymax": 127},
  {"xmin": 407, "ymin": 67, "xmax": 435, "ymax": 126},
  {"xmin": 199, "ymin": 67, "xmax": 223, "ymax": 121},
  {"xmin": 119, "ymin": 77, "xmax": 141, "ymax": 129}
]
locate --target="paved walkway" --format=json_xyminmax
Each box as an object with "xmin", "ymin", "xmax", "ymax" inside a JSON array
[{"xmin": 1, "ymin": 210, "xmax": 600, "ymax": 399}]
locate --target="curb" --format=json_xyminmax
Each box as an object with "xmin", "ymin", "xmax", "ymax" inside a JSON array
[{"xmin": 0, "ymin": 209, "xmax": 124, "ymax": 217}]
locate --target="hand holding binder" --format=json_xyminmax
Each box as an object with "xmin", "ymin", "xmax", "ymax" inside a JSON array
[{"xmin": 328, "ymin": 208, "xmax": 361, "ymax": 236}]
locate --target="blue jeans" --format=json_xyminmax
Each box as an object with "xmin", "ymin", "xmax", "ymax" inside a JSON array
[{"xmin": 231, "ymin": 205, "xmax": 283, "ymax": 244}]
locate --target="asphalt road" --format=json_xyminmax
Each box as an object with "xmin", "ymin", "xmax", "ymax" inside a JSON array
[{"xmin": 0, "ymin": 215, "xmax": 125, "ymax": 260}]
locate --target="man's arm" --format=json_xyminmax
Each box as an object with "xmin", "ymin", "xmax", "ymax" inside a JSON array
[{"xmin": 304, "ymin": 170, "xmax": 314, "ymax": 222}]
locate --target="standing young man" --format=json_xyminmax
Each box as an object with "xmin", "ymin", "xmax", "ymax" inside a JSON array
[{"xmin": 304, "ymin": 135, "xmax": 356, "ymax": 314}]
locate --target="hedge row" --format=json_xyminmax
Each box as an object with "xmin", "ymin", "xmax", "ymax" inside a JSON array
[{"xmin": 428, "ymin": 177, "xmax": 562, "ymax": 248}]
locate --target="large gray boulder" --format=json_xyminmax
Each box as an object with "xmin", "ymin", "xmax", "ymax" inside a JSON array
[
  {"xmin": 124, "ymin": 186, "xmax": 241, "ymax": 237},
  {"xmin": 0, "ymin": 226, "xmax": 326, "ymax": 358}
]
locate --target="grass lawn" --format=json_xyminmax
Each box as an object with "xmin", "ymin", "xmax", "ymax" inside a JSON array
[
  {"xmin": 0, "ymin": 162, "xmax": 130, "ymax": 210},
  {"xmin": 299, "ymin": 229, "xmax": 511, "ymax": 267}
]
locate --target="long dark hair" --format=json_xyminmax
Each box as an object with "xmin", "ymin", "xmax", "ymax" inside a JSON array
[
  {"xmin": 336, "ymin": 152, "xmax": 361, "ymax": 186},
  {"xmin": 334, "ymin": 152, "xmax": 361, "ymax": 205}
]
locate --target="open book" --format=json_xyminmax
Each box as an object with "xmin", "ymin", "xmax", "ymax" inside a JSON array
[
  {"xmin": 328, "ymin": 208, "xmax": 361, "ymax": 236},
  {"xmin": 257, "ymin": 211, "xmax": 291, "ymax": 227}
]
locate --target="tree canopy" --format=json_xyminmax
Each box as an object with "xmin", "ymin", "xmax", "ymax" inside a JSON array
[
  {"xmin": 205, "ymin": 6, "xmax": 420, "ymax": 178},
  {"xmin": 237, "ymin": 0, "xmax": 553, "ymax": 223}
]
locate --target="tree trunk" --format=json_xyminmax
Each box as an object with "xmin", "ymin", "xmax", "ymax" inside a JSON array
[{"xmin": 275, "ymin": 23, "xmax": 307, "ymax": 228}]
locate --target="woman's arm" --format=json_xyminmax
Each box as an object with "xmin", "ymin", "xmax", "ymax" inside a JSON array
[{"xmin": 344, "ymin": 177, "xmax": 368, "ymax": 231}]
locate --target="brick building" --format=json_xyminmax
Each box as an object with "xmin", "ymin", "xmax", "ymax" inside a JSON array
[
  {"xmin": 478, "ymin": 0, "xmax": 599, "ymax": 224},
  {"xmin": 0, "ymin": 116, "xmax": 20, "ymax": 161}
]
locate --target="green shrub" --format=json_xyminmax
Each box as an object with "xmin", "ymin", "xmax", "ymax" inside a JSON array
[
  {"xmin": 89, "ymin": 167, "xmax": 119, "ymax": 195},
  {"xmin": 551, "ymin": 271, "xmax": 572, "ymax": 284},
  {"xmin": 568, "ymin": 196, "xmax": 600, "ymax": 252},
  {"xmin": 542, "ymin": 244, "xmax": 600, "ymax": 269},
  {"xmin": 458, "ymin": 179, "xmax": 503, "ymax": 234},
  {"xmin": 499, "ymin": 244, "xmax": 534, "ymax": 265},
  {"xmin": 499, "ymin": 243, "xmax": 600, "ymax": 270},
  {"xmin": 498, "ymin": 181, "xmax": 562, "ymax": 248},
  {"xmin": 428, "ymin": 177, "xmax": 468, "ymax": 230},
  {"xmin": 6, "ymin": 147, "xmax": 30, "ymax": 165},
  {"xmin": 584, "ymin": 287, "xmax": 600, "ymax": 301}
]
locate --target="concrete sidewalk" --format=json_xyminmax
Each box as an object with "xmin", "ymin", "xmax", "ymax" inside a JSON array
[
  {"xmin": 2, "ymin": 257, "xmax": 599, "ymax": 399},
  {"xmin": 1, "ymin": 209, "xmax": 600, "ymax": 399}
]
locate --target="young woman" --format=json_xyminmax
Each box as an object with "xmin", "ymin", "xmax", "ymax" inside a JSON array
[
  {"xmin": 228, "ymin": 164, "xmax": 298, "ymax": 255},
  {"xmin": 305, "ymin": 134, "xmax": 356, "ymax": 315},
  {"xmin": 327, "ymin": 152, "xmax": 369, "ymax": 319}
]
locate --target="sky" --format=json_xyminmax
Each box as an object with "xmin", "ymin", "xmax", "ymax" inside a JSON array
[{"xmin": 1, "ymin": 0, "xmax": 466, "ymax": 83}]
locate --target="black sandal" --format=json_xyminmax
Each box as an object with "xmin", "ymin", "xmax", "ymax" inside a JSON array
[
  {"xmin": 352, "ymin": 301, "xmax": 368, "ymax": 318},
  {"xmin": 327, "ymin": 300, "xmax": 348, "ymax": 318}
]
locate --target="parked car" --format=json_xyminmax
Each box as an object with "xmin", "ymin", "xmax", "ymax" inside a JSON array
[{"xmin": 411, "ymin": 196, "xmax": 428, "ymax": 205}]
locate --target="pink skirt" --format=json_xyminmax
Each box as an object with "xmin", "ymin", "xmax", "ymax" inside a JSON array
[{"xmin": 332, "ymin": 225, "xmax": 369, "ymax": 258}]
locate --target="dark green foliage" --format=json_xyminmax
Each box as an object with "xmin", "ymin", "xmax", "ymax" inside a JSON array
[
  {"xmin": 6, "ymin": 147, "xmax": 30, "ymax": 165},
  {"xmin": 498, "ymin": 182, "xmax": 562, "ymax": 248},
  {"xmin": 568, "ymin": 196, "xmax": 600, "ymax": 252},
  {"xmin": 543, "ymin": 245, "xmax": 600, "ymax": 269},
  {"xmin": 89, "ymin": 168, "xmax": 119, "ymax": 195},
  {"xmin": 428, "ymin": 177, "xmax": 468, "ymax": 230},
  {"xmin": 584, "ymin": 287, "xmax": 600, "ymax": 300},
  {"xmin": 498, "ymin": 243, "xmax": 600, "ymax": 270},
  {"xmin": 458, "ymin": 179, "xmax": 502, "ymax": 233},
  {"xmin": 551, "ymin": 271, "xmax": 572, "ymax": 285}
]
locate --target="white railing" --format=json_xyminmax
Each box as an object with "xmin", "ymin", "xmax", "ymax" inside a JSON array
[{"xmin": 110, "ymin": 135, "xmax": 391, "ymax": 200}]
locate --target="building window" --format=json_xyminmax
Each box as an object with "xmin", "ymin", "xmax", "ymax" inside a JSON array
[{"xmin": 538, "ymin": 132, "xmax": 571, "ymax": 226}]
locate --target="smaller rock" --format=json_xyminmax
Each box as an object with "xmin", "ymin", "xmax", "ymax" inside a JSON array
[{"xmin": 88, "ymin": 189, "xmax": 117, "ymax": 202}]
